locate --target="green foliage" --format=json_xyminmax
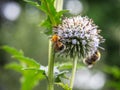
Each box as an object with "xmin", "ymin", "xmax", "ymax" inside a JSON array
[
  {"xmin": 105, "ymin": 81, "xmax": 120, "ymax": 90},
  {"xmin": 54, "ymin": 63, "xmax": 84, "ymax": 90},
  {"xmin": 21, "ymin": 70, "xmax": 45, "ymax": 90},
  {"xmin": 24, "ymin": 0, "xmax": 41, "ymax": 8},
  {"xmin": 24, "ymin": 0, "xmax": 67, "ymax": 35},
  {"xmin": 2, "ymin": 46, "xmax": 75, "ymax": 90},
  {"xmin": 56, "ymin": 62, "xmax": 84, "ymax": 70},
  {"xmin": 55, "ymin": 70, "xmax": 69, "ymax": 83},
  {"xmin": 56, "ymin": 63, "xmax": 73, "ymax": 70},
  {"xmin": 5, "ymin": 62, "xmax": 23, "ymax": 73},
  {"xmin": 2, "ymin": 46, "xmax": 46, "ymax": 90},
  {"xmin": 14, "ymin": 56, "xmax": 40, "ymax": 68},
  {"xmin": 103, "ymin": 65, "xmax": 120, "ymax": 90},
  {"xmin": 2, "ymin": 45, "xmax": 40, "ymax": 68},
  {"xmin": 103, "ymin": 65, "xmax": 120, "ymax": 79},
  {"xmin": 2, "ymin": 45, "xmax": 23, "ymax": 56},
  {"xmin": 55, "ymin": 83, "xmax": 71, "ymax": 90}
]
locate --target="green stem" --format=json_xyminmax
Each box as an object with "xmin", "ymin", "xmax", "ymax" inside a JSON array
[
  {"xmin": 47, "ymin": 0, "xmax": 63, "ymax": 90},
  {"xmin": 48, "ymin": 40, "xmax": 55, "ymax": 90},
  {"xmin": 70, "ymin": 57, "xmax": 78, "ymax": 89}
]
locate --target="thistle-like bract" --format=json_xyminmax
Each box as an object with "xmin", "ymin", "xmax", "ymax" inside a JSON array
[{"xmin": 53, "ymin": 16, "xmax": 105, "ymax": 59}]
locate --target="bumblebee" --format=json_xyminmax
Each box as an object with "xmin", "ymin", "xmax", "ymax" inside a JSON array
[
  {"xmin": 51, "ymin": 34, "xmax": 65, "ymax": 52},
  {"xmin": 83, "ymin": 50, "xmax": 101, "ymax": 67}
]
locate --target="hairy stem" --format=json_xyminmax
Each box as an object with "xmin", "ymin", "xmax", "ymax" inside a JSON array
[{"xmin": 70, "ymin": 57, "xmax": 78, "ymax": 89}]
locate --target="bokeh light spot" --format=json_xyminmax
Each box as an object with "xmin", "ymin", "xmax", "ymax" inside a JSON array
[
  {"xmin": 65, "ymin": 0, "xmax": 83, "ymax": 15},
  {"xmin": 2, "ymin": 2, "xmax": 21, "ymax": 21},
  {"xmin": 74, "ymin": 68, "xmax": 106, "ymax": 90}
]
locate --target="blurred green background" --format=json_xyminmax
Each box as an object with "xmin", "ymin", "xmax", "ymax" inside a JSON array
[{"xmin": 0, "ymin": 0, "xmax": 120, "ymax": 90}]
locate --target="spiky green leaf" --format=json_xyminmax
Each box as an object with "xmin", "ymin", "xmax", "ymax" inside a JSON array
[
  {"xmin": 5, "ymin": 62, "xmax": 23, "ymax": 73},
  {"xmin": 2, "ymin": 46, "xmax": 40, "ymax": 68},
  {"xmin": 24, "ymin": 0, "xmax": 41, "ymax": 9},
  {"xmin": 2, "ymin": 45, "xmax": 23, "ymax": 56},
  {"xmin": 13, "ymin": 56, "xmax": 40, "ymax": 68}
]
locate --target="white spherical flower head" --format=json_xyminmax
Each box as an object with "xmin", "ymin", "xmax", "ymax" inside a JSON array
[{"xmin": 53, "ymin": 16, "xmax": 105, "ymax": 58}]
